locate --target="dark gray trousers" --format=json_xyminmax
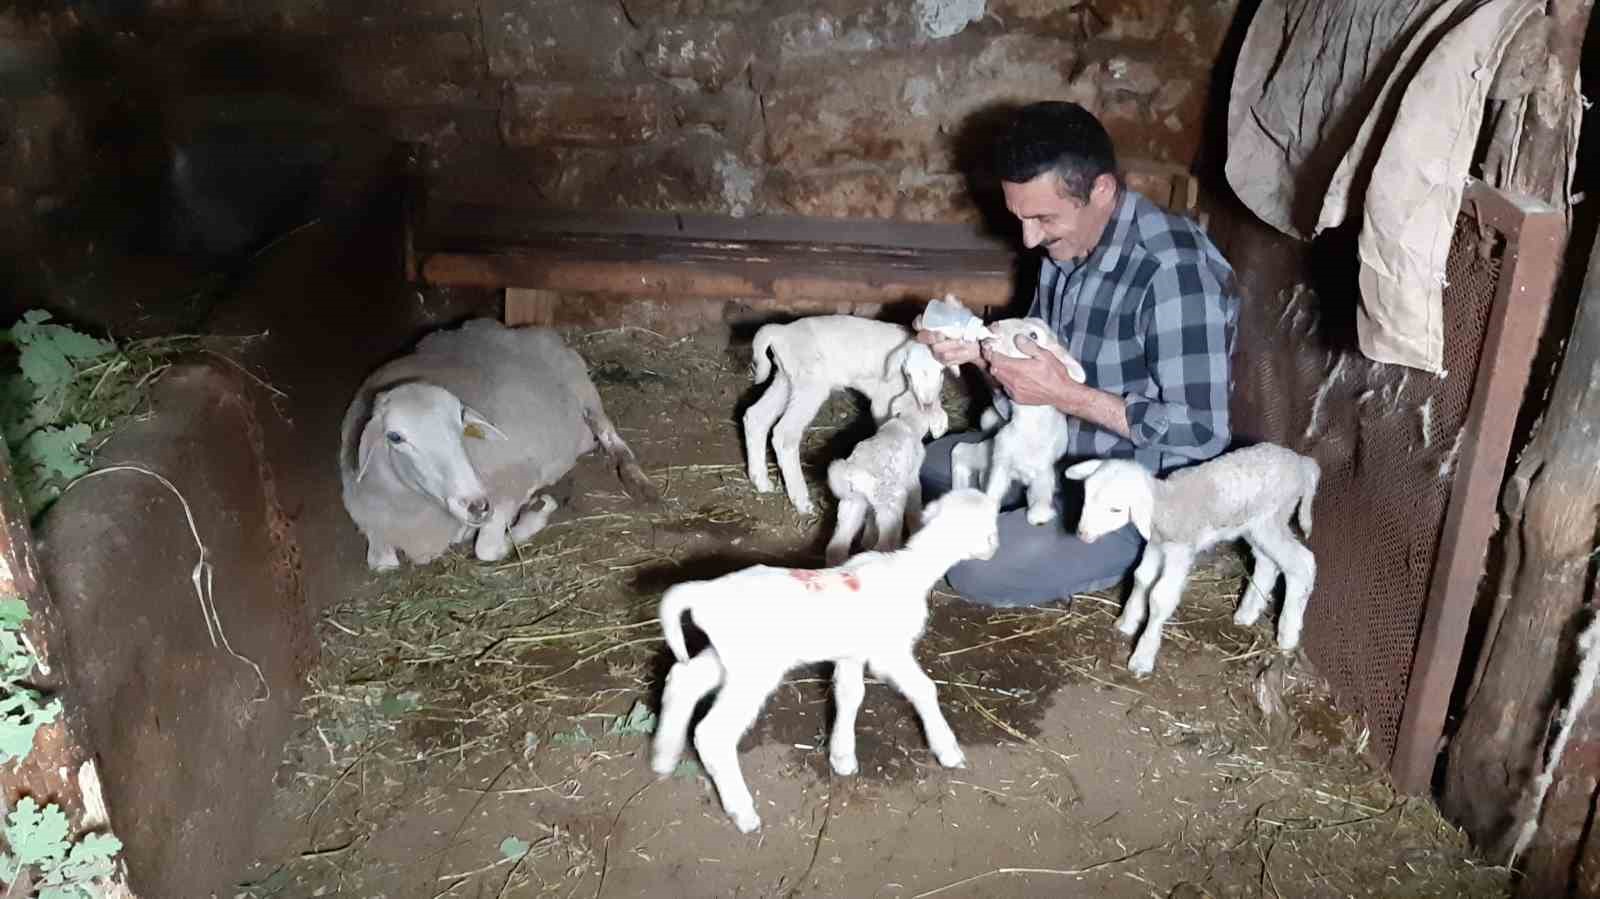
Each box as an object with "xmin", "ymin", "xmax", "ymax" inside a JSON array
[{"xmin": 920, "ymin": 431, "xmax": 1144, "ymax": 607}]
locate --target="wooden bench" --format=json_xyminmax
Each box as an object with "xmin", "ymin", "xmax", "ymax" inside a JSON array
[{"xmin": 404, "ymin": 161, "xmax": 1202, "ymax": 327}]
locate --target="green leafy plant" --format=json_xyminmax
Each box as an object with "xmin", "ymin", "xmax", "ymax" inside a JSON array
[
  {"xmin": 0, "ymin": 310, "xmax": 202, "ymax": 519},
  {"xmin": 606, "ymin": 699, "xmax": 657, "ymax": 737},
  {"xmin": 0, "ymin": 600, "xmax": 124, "ymax": 896},
  {"xmin": 0, "ymin": 598, "xmax": 59, "ymax": 767}
]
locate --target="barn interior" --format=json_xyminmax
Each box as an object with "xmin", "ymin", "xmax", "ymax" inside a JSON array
[{"xmin": 1, "ymin": 1, "xmax": 1598, "ymax": 897}]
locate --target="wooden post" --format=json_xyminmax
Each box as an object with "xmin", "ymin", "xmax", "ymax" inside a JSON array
[
  {"xmin": 505, "ymin": 288, "xmax": 561, "ymax": 327},
  {"xmin": 1443, "ymin": 220, "xmax": 1600, "ymax": 877}
]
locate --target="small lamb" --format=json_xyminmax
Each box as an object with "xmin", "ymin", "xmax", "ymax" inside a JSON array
[
  {"xmin": 978, "ymin": 318, "xmax": 1087, "ymax": 524},
  {"xmin": 650, "ymin": 489, "xmax": 1001, "ymax": 833},
  {"xmin": 824, "ymin": 392, "xmax": 938, "ymax": 566},
  {"xmin": 744, "ymin": 315, "xmax": 948, "ymax": 515},
  {"xmin": 1065, "ymin": 443, "xmax": 1321, "ymax": 676}
]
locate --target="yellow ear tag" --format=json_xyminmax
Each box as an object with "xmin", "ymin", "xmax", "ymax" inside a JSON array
[{"xmin": 463, "ymin": 423, "xmax": 486, "ymax": 439}]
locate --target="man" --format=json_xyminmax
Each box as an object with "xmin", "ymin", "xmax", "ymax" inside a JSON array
[{"xmin": 916, "ymin": 100, "xmax": 1240, "ymax": 607}]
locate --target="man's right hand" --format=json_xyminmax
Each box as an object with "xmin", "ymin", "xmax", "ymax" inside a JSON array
[{"xmin": 914, "ymin": 325, "xmax": 986, "ymax": 370}]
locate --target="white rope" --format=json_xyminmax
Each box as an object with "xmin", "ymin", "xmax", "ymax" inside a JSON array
[{"xmin": 61, "ymin": 465, "xmax": 269, "ymax": 703}]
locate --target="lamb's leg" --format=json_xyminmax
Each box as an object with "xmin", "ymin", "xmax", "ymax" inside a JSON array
[
  {"xmin": 771, "ymin": 384, "xmax": 829, "ymax": 516},
  {"xmin": 366, "ymin": 540, "xmax": 400, "ymax": 571},
  {"xmin": 903, "ymin": 481, "xmax": 924, "ymax": 535},
  {"xmin": 1256, "ymin": 525, "xmax": 1317, "ymax": 651},
  {"xmin": 693, "ymin": 671, "xmax": 781, "ymax": 833},
  {"xmin": 982, "ymin": 456, "xmax": 1015, "ymax": 507},
  {"xmin": 509, "ymin": 495, "xmax": 559, "ymax": 544},
  {"xmin": 872, "ymin": 499, "xmax": 905, "ymax": 551},
  {"xmin": 651, "ymin": 649, "xmax": 723, "ymax": 777},
  {"xmin": 1118, "ymin": 544, "xmax": 1162, "ymax": 636},
  {"xmin": 871, "ymin": 650, "xmax": 965, "ymax": 769},
  {"xmin": 1127, "ymin": 546, "xmax": 1193, "ymax": 676},
  {"xmin": 473, "ymin": 505, "xmax": 517, "ymax": 562},
  {"xmin": 828, "ymin": 658, "xmax": 866, "ymax": 776},
  {"xmin": 743, "ymin": 371, "xmax": 791, "ymax": 494},
  {"xmin": 1233, "ymin": 535, "xmax": 1282, "ymax": 627},
  {"xmin": 1022, "ymin": 465, "xmax": 1058, "ymax": 525},
  {"xmin": 825, "ymin": 496, "xmax": 869, "ymax": 567}
]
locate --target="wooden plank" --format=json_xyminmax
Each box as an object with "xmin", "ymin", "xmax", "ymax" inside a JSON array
[
  {"xmin": 422, "ymin": 251, "xmax": 1016, "ymax": 308},
  {"xmin": 506, "ymin": 288, "xmax": 560, "ymax": 326}
]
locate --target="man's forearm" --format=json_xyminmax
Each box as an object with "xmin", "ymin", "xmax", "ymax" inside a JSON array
[{"xmin": 1057, "ymin": 386, "xmax": 1131, "ymax": 439}]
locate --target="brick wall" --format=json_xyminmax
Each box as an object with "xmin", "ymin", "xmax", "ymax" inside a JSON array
[{"xmin": 1, "ymin": 0, "xmax": 1238, "ymax": 230}]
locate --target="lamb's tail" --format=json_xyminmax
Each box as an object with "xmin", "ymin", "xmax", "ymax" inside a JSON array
[
  {"xmin": 1297, "ymin": 456, "xmax": 1321, "ymax": 538},
  {"xmin": 750, "ymin": 324, "xmax": 779, "ymax": 384},
  {"xmin": 584, "ymin": 406, "xmax": 661, "ymax": 506},
  {"xmin": 658, "ymin": 584, "xmax": 696, "ymax": 663}
]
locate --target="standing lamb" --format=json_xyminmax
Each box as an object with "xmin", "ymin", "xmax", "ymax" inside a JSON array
[
  {"xmin": 1065, "ymin": 443, "xmax": 1320, "ymax": 675},
  {"xmin": 977, "ymin": 317, "xmax": 1088, "ymax": 524},
  {"xmin": 650, "ymin": 489, "xmax": 1001, "ymax": 833},
  {"xmin": 823, "ymin": 391, "xmax": 938, "ymax": 565},
  {"xmin": 744, "ymin": 315, "xmax": 948, "ymax": 515},
  {"xmin": 339, "ymin": 318, "xmax": 657, "ymax": 570}
]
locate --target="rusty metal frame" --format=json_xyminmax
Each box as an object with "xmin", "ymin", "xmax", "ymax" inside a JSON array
[{"xmin": 1389, "ymin": 179, "xmax": 1567, "ymax": 792}]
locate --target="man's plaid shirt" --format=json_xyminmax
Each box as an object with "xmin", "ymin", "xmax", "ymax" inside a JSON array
[{"xmin": 1028, "ymin": 187, "xmax": 1240, "ymax": 475}]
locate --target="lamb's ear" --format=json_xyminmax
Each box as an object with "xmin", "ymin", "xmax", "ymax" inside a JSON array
[
  {"xmin": 1129, "ymin": 492, "xmax": 1154, "ymax": 540},
  {"xmin": 1063, "ymin": 459, "xmax": 1104, "ymax": 481},
  {"xmin": 356, "ymin": 412, "xmax": 384, "ymax": 483},
  {"xmin": 462, "ymin": 404, "xmax": 507, "ymax": 440},
  {"xmin": 884, "ymin": 342, "xmax": 910, "ymax": 380},
  {"xmin": 1057, "ymin": 352, "xmax": 1088, "ymax": 383}
]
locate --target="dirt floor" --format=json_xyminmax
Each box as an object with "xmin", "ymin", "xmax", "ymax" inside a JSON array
[{"xmin": 235, "ymin": 328, "xmax": 1512, "ymax": 899}]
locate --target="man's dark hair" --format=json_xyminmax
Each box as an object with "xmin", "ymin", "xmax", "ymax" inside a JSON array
[{"xmin": 993, "ymin": 101, "xmax": 1118, "ymax": 203}]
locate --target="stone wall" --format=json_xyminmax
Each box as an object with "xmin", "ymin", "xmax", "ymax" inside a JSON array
[{"xmin": 1, "ymin": 0, "xmax": 1239, "ymax": 234}]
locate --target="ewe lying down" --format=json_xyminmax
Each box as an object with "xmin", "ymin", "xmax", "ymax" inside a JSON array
[
  {"xmin": 651, "ymin": 489, "xmax": 1001, "ymax": 833},
  {"xmin": 339, "ymin": 318, "xmax": 657, "ymax": 571}
]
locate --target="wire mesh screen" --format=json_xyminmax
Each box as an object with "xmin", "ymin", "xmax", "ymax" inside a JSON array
[{"xmin": 1234, "ymin": 212, "xmax": 1504, "ymax": 767}]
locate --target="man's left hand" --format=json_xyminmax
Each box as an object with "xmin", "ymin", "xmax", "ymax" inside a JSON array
[{"xmin": 984, "ymin": 336, "xmax": 1087, "ymax": 411}]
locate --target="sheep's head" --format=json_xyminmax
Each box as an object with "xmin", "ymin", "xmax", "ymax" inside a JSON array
[
  {"xmin": 915, "ymin": 488, "xmax": 1000, "ymax": 561},
  {"xmin": 1063, "ymin": 458, "xmax": 1154, "ymax": 541},
  {"xmin": 358, "ymin": 382, "xmax": 504, "ymax": 527},
  {"xmin": 885, "ymin": 339, "xmax": 950, "ymax": 439},
  {"xmin": 982, "ymin": 318, "xmax": 1087, "ymax": 383}
]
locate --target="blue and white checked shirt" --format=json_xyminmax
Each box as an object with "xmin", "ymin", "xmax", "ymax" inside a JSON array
[{"xmin": 1029, "ymin": 188, "xmax": 1240, "ymax": 475}]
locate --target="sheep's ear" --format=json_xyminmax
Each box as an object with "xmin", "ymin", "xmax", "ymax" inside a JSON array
[
  {"xmin": 356, "ymin": 413, "xmax": 384, "ymax": 483},
  {"xmin": 1058, "ymin": 353, "xmax": 1087, "ymax": 383},
  {"xmin": 1130, "ymin": 492, "xmax": 1154, "ymax": 540},
  {"xmin": 462, "ymin": 405, "xmax": 506, "ymax": 440},
  {"xmin": 884, "ymin": 342, "xmax": 910, "ymax": 380},
  {"xmin": 1063, "ymin": 459, "xmax": 1103, "ymax": 480}
]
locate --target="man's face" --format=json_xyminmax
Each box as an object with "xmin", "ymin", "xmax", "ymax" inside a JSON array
[{"xmin": 1002, "ymin": 171, "xmax": 1117, "ymax": 262}]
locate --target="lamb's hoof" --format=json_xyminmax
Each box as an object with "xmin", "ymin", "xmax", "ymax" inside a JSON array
[
  {"xmin": 476, "ymin": 539, "xmax": 512, "ymax": 563},
  {"xmin": 749, "ymin": 474, "xmax": 774, "ymax": 493},
  {"xmin": 367, "ymin": 547, "xmax": 400, "ymax": 571},
  {"xmin": 790, "ymin": 499, "xmax": 815, "ymax": 517},
  {"xmin": 731, "ymin": 810, "xmax": 762, "ymax": 833},
  {"xmin": 1276, "ymin": 635, "xmax": 1301, "ymax": 653},
  {"xmin": 1233, "ymin": 607, "xmax": 1262, "ymax": 627},
  {"xmin": 1026, "ymin": 507, "xmax": 1057, "ymax": 526},
  {"xmin": 830, "ymin": 754, "xmax": 858, "ymax": 777},
  {"xmin": 934, "ymin": 746, "xmax": 968, "ymax": 769},
  {"xmin": 1126, "ymin": 654, "xmax": 1155, "ymax": 677},
  {"xmin": 1115, "ymin": 615, "xmax": 1141, "ymax": 637},
  {"xmin": 650, "ymin": 752, "xmax": 678, "ymax": 779}
]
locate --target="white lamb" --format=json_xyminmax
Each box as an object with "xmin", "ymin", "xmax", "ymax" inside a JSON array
[
  {"xmin": 1065, "ymin": 443, "xmax": 1321, "ymax": 676},
  {"xmin": 744, "ymin": 315, "xmax": 949, "ymax": 515},
  {"xmin": 339, "ymin": 319, "xmax": 657, "ymax": 570},
  {"xmin": 977, "ymin": 318, "xmax": 1087, "ymax": 524},
  {"xmin": 823, "ymin": 392, "xmax": 937, "ymax": 566},
  {"xmin": 649, "ymin": 489, "xmax": 1001, "ymax": 833}
]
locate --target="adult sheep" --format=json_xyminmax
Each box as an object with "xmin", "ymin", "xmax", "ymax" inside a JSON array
[{"xmin": 339, "ymin": 318, "xmax": 658, "ymax": 570}]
